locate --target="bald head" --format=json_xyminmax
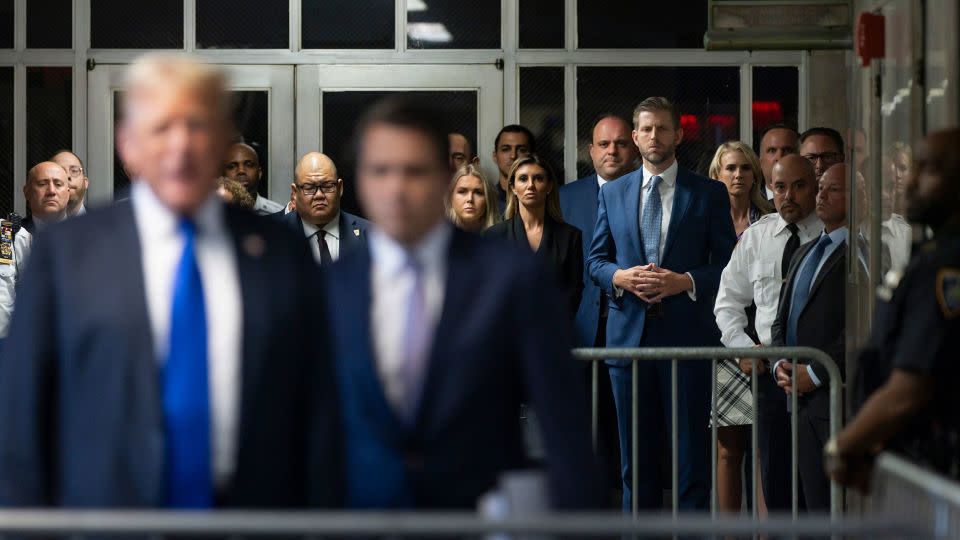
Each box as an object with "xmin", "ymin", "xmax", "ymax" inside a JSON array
[
  {"xmin": 25, "ymin": 162, "xmax": 69, "ymax": 221},
  {"xmin": 292, "ymin": 152, "xmax": 342, "ymax": 227},
  {"xmin": 817, "ymin": 163, "xmax": 849, "ymax": 231},
  {"xmin": 905, "ymin": 128, "xmax": 960, "ymax": 226},
  {"xmin": 771, "ymin": 154, "xmax": 818, "ymax": 224},
  {"xmin": 589, "ymin": 115, "xmax": 638, "ymax": 180},
  {"xmin": 117, "ymin": 53, "xmax": 231, "ymax": 215}
]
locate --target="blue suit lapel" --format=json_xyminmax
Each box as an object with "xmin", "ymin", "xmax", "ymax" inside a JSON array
[
  {"xmin": 661, "ymin": 170, "xmax": 692, "ymax": 264},
  {"xmin": 623, "ymin": 171, "xmax": 645, "ymax": 263}
]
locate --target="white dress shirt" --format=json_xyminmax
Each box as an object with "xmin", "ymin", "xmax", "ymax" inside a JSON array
[
  {"xmin": 0, "ymin": 215, "xmax": 63, "ymax": 338},
  {"xmin": 131, "ymin": 181, "xmax": 243, "ymax": 489},
  {"xmin": 252, "ymin": 194, "xmax": 284, "ymax": 216},
  {"xmin": 638, "ymin": 160, "xmax": 697, "ymax": 300},
  {"xmin": 369, "ymin": 221, "xmax": 451, "ymax": 413},
  {"xmin": 882, "ymin": 214, "xmax": 912, "ymax": 272},
  {"xmin": 302, "ymin": 213, "xmax": 341, "ymax": 264},
  {"xmin": 714, "ymin": 210, "xmax": 823, "ymax": 349},
  {"xmin": 597, "ymin": 175, "xmax": 609, "ymax": 189}
]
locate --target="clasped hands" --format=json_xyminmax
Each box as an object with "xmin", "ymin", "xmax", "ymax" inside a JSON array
[
  {"xmin": 613, "ymin": 264, "xmax": 692, "ymax": 304},
  {"xmin": 775, "ymin": 361, "xmax": 816, "ymax": 396}
]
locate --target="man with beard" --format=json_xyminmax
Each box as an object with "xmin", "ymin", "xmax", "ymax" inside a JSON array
[
  {"xmin": 827, "ymin": 127, "xmax": 960, "ymax": 490},
  {"xmin": 51, "ymin": 150, "xmax": 89, "ymax": 216},
  {"xmin": 586, "ymin": 97, "xmax": 736, "ymax": 511},
  {"xmin": 282, "ymin": 152, "xmax": 370, "ymax": 266},
  {"xmin": 223, "ymin": 142, "xmax": 285, "ymax": 215}
]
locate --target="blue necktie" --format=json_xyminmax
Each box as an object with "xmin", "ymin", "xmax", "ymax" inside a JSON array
[
  {"xmin": 640, "ymin": 175, "xmax": 663, "ymax": 265},
  {"xmin": 162, "ymin": 218, "xmax": 212, "ymax": 508},
  {"xmin": 786, "ymin": 234, "xmax": 833, "ymax": 346}
]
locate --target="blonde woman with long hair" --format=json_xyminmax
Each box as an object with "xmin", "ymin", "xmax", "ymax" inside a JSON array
[{"xmin": 445, "ymin": 164, "xmax": 501, "ymax": 232}]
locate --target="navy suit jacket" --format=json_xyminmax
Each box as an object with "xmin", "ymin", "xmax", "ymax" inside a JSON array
[
  {"xmin": 0, "ymin": 200, "xmax": 341, "ymax": 508},
  {"xmin": 560, "ymin": 174, "xmax": 604, "ymax": 347},
  {"xmin": 324, "ymin": 227, "xmax": 603, "ymax": 510},
  {"xmin": 586, "ymin": 167, "xmax": 736, "ymax": 352},
  {"xmin": 280, "ymin": 209, "xmax": 371, "ymax": 259}
]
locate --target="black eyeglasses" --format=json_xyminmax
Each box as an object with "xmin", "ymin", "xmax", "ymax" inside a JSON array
[
  {"xmin": 801, "ymin": 152, "xmax": 843, "ymax": 164},
  {"xmin": 296, "ymin": 182, "xmax": 338, "ymax": 196}
]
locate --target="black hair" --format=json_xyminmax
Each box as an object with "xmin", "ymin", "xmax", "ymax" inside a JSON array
[
  {"xmin": 494, "ymin": 124, "xmax": 537, "ymax": 153},
  {"xmin": 800, "ymin": 127, "xmax": 845, "ymax": 155}
]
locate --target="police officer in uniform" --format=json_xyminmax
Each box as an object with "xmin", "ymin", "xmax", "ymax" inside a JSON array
[{"xmin": 826, "ymin": 127, "xmax": 960, "ymax": 490}]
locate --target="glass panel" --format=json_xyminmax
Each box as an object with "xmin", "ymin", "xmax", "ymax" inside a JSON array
[
  {"xmin": 322, "ymin": 91, "xmax": 477, "ymax": 216},
  {"xmin": 0, "ymin": 0, "xmax": 12, "ymax": 48},
  {"xmin": 519, "ymin": 0, "xmax": 564, "ymax": 49},
  {"xmin": 113, "ymin": 91, "xmax": 271, "ymax": 200},
  {"xmin": 577, "ymin": 66, "xmax": 739, "ymax": 177},
  {"xmin": 91, "ymin": 0, "xmax": 183, "ymax": 49},
  {"xmin": 925, "ymin": 0, "xmax": 959, "ymax": 130},
  {"xmin": 301, "ymin": 0, "xmax": 394, "ymax": 49},
  {"xmin": 578, "ymin": 1, "xmax": 707, "ymax": 48},
  {"xmin": 26, "ymin": 67, "xmax": 72, "ymax": 173},
  {"xmin": 519, "ymin": 66, "xmax": 565, "ymax": 180},
  {"xmin": 0, "ymin": 67, "xmax": 12, "ymax": 216},
  {"xmin": 27, "ymin": 0, "xmax": 72, "ymax": 48},
  {"xmin": 751, "ymin": 66, "xmax": 799, "ymax": 146},
  {"xmin": 197, "ymin": 0, "xmax": 288, "ymax": 49},
  {"xmin": 407, "ymin": 0, "xmax": 499, "ymax": 49}
]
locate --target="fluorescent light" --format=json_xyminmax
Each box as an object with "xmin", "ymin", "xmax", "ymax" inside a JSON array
[
  {"xmin": 407, "ymin": 23, "xmax": 453, "ymax": 43},
  {"xmin": 407, "ymin": 0, "xmax": 428, "ymax": 12}
]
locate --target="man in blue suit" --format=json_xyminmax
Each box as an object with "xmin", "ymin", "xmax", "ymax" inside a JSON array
[
  {"xmin": 0, "ymin": 53, "xmax": 340, "ymax": 508},
  {"xmin": 281, "ymin": 151, "xmax": 370, "ymax": 266},
  {"xmin": 587, "ymin": 97, "xmax": 736, "ymax": 511},
  {"xmin": 325, "ymin": 97, "xmax": 603, "ymax": 510},
  {"xmin": 559, "ymin": 113, "xmax": 638, "ymax": 496}
]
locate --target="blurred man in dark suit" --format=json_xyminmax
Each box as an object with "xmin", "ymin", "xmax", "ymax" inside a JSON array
[
  {"xmin": 282, "ymin": 152, "xmax": 370, "ymax": 266},
  {"xmin": 324, "ymin": 97, "xmax": 602, "ymax": 510},
  {"xmin": 0, "ymin": 53, "xmax": 340, "ymax": 509}
]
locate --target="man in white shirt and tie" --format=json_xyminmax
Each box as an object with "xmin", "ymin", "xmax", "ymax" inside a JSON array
[
  {"xmin": 282, "ymin": 152, "xmax": 370, "ymax": 266},
  {"xmin": 713, "ymin": 154, "xmax": 821, "ymax": 512}
]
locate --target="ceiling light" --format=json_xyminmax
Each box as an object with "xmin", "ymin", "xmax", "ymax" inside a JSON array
[{"xmin": 407, "ymin": 23, "xmax": 452, "ymax": 43}]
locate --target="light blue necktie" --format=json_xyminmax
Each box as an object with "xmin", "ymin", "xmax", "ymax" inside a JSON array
[
  {"xmin": 640, "ymin": 175, "xmax": 663, "ymax": 265},
  {"xmin": 786, "ymin": 234, "xmax": 833, "ymax": 346},
  {"xmin": 162, "ymin": 218, "xmax": 212, "ymax": 508},
  {"xmin": 399, "ymin": 253, "xmax": 429, "ymax": 423}
]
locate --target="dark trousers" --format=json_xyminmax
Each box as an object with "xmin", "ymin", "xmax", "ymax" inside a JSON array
[
  {"xmin": 798, "ymin": 405, "xmax": 830, "ymax": 512},
  {"xmin": 756, "ymin": 372, "xmax": 796, "ymax": 511},
  {"xmin": 608, "ymin": 359, "xmax": 711, "ymax": 511},
  {"xmin": 589, "ymin": 318, "xmax": 622, "ymax": 501}
]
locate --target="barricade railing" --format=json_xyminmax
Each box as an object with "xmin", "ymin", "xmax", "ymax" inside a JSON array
[
  {"xmin": 873, "ymin": 452, "xmax": 960, "ymax": 539},
  {"xmin": 572, "ymin": 346, "xmax": 842, "ymax": 519},
  {"xmin": 0, "ymin": 509, "xmax": 922, "ymax": 537}
]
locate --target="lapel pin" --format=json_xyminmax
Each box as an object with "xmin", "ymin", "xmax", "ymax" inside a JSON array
[
  {"xmin": 243, "ymin": 234, "xmax": 266, "ymax": 258},
  {"xmin": 354, "ymin": 228, "xmax": 361, "ymax": 237}
]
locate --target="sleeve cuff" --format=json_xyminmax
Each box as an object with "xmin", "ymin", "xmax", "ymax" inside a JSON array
[
  {"xmin": 685, "ymin": 272, "xmax": 697, "ymax": 301},
  {"xmin": 806, "ymin": 364, "xmax": 823, "ymax": 388},
  {"xmin": 772, "ymin": 359, "xmax": 786, "ymax": 382}
]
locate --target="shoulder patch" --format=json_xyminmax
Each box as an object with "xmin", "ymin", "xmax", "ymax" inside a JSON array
[{"xmin": 936, "ymin": 268, "xmax": 960, "ymax": 319}]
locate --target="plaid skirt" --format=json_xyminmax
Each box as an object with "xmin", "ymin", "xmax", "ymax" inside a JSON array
[{"xmin": 710, "ymin": 359, "xmax": 754, "ymax": 427}]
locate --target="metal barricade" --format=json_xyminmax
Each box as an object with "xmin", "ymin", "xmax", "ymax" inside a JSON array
[
  {"xmin": 573, "ymin": 346, "xmax": 842, "ymax": 519},
  {"xmin": 873, "ymin": 452, "xmax": 960, "ymax": 539},
  {"xmin": 0, "ymin": 509, "xmax": 922, "ymax": 537}
]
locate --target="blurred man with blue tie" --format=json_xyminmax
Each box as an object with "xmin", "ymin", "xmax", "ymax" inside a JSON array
[
  {"xmin": 324, "ymin": 97, "xmax": 602, "ymax": 510},
  {"xmin": 587, "ymin": 97, "xmax": 736, "ymax": 511},
  {"xmin": 0, "ymin": 53, "xmax": 340, "ymax": 508}
]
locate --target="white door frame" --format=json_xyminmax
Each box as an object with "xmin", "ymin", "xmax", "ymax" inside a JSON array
[
  {"xmin": 87, "ymin": 64, "xmax": 295, "ymax": 203},
  {"xmin": 296, "ymin": 64, "xmax": 504, "ymax": 180}
]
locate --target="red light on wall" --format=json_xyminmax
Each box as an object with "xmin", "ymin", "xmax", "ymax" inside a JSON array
[
  {"xmin": 708, "ymin": 114, "xmax": 737, "ymax": 129},
  {"xmin": 752, "ymin": 101, "xmax": 783, "ymax": 126},
  {"xmin": 680, "ymin": 114, "xmax": 700, "ymax": 140}
]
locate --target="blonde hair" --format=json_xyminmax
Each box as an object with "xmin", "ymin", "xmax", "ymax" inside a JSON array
[
  {"xmin": 708, "ymin": 141, "xmax": 774, "ymax": 215},
  {"xmin": 504, "ymin": 155, "xmax": 564, "ymax": 222},
  {"xmin": 445, "ymin": 164, "xmax": 501, "ymax": 230},
  {"xmin": 122, "ymin": 53, "xmax": 230, "ymax": 125}
]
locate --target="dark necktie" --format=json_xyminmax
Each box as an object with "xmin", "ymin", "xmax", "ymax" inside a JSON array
[
  {"xmin": 163, "ymin": 218, "xmax": 212, "ymax": 508},
  {"xmin": 781, "ymin": 223, "xmax": 801, "ymax": 278},
  {"xmin": 317, "ymin": 230, "xmax": 333, "ymax": 267}
]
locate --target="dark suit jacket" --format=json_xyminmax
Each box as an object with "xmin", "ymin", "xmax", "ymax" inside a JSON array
[
  {"xmin": 559, "ymin": 174, "xmax": 604, "ymax": 347},
  {"xmin": 484, "ymin": 213, "xmax": 583, "ymax": 321},
  {"xmin": 324, "ymin": 227, "xmax": 603, "ymax": 510},
  {"xmin": 0, "ymin": 200, "xmax": 341, "ymax": 508},
  {"xmin": 585, "ymin": 167, "xmax": 736, "ymax": 356},
  {"xmin": 770, "ymin": 235, "xmax": 848, "ymax": 418},
  {"xmin": 280, "ymin": 209, "xmax": 371, "ymax": 260}
]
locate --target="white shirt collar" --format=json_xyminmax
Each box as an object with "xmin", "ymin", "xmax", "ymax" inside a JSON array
[
  {"xmin": 775, "ymin": 209, "xmax": 822, "ymax": 236},
  {"xmin": 301, "ymin": 212, "xmax": 341, "ymax": 240},
  {"xmin": 131, "ymin": 180, "xmax": 225, "ymax": 239},
  {"xmin": 369, "ymin": 220, "xmax": 453, "ymax": 277},
  {"xmin": 641, "ymin": 160, "xmax": 679, "ymax": 189},
  {"xmin": 597, "ymin": 174, "xmax": 609, "ymax": 188}
]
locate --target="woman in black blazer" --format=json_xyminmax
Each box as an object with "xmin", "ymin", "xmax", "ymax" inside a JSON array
[{"xmin": 485, "ymin": 154, "xmax": 583, "ymax": 321}]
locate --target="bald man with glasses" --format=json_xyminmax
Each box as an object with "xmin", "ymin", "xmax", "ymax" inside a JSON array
[{"xmin": 282, "ymin": 152, "xmax": 371, "ymax": 266}]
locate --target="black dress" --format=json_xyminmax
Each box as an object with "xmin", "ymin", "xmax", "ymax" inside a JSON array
[{"xmin": 485, "ymin": 213, "xmax": 583, "ymax": 322}]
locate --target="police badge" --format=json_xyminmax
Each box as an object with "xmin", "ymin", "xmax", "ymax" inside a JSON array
[
  {"xmin": 936, "ymin": 268, "xmax": 960, "ymax": 319},
  {"xmin": 0, "ymin": 220, "xmax": 13, "ymax": 265}
]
